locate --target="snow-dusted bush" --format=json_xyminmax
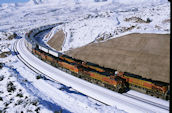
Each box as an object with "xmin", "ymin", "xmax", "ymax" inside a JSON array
[
  {"xmin": 146, "ymin": 18, "xmax": 152, "ymax": 23},
  {"xmin": 0, "ymin": 63, "xmax": 4, "ymax": 69},
  {"xmin": 7, "ymin": 81, "xmax": 16, "ymax": 92},
  {"xmin": 36, "ymin": 74, "xmax": 43, "ymax": 79},
  {"xmin": 0, "ymin": 75, "xmax": 4, "ymax": 81},
  {"xmin": 0, "ymin": 96, "xmax": 3, "ymax": 101},
  {"xmin": 16, "ymin": 92, "xmax": 23, "ymax": 98},
  {"xmin": 31, "ymin": 99, "xmax": 38, "ymax": 106},
  {"xmin": 7, "ymin": 33, "xmax": 17, "ymax": 40}
]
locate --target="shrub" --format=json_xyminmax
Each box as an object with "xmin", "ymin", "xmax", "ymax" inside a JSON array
[
  {"xmin": 36, "ymin": 74, "xmax": 44, "ymax": 80},
  {"xmin": 0, "ymin": 63, "xmax": 3, "ymax": 69},
  {"xmin": 0, "ymin": 75, "xmax": 4, "ymax": 81},
  {"xmin": 36, "ymin": 75, "xmax": 41, "ymax": 79},
  {"xmin": 16, "ymin": 93, "xmax": 23, "ymax": 98},
  {"xmin": 7, "ymin": 81, "xmax": 16, "ymax": 92},
  {"xmin": 4, "ymin": 102, "xmax": 10, "ymax": 107},
  {"xmin": 16, "ymin": 99, "xmax": 23, "ymax": 105},
  {"xmin": 31, "ymin": 100, "xmax": 38, "ymax": 106},
  {"xmin": 146, "ymin": 18, "xmax": 152, "ymax": 23},
  {"xmin": 0, "ymin": 97, "xmax": 3, "ymax": 101},
  {"xmin": 7, "ymin": 33, "xmax": 17, "ymax": 40},
  {"xmin": 35, "ymin": 107, "xmax": 40, "ymax": 113}
]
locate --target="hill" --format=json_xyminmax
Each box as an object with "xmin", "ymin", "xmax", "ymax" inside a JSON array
[{"xmin": 65, "ymin": 33, "xmax": 170, "ymax": 83}]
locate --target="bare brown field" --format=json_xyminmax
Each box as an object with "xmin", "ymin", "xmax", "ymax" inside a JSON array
[
  {"xmin": 65, "ymin": 33, "xmax": 170, "ymax": 83},
  {"xmin": 47, "ymin": 32, "xmax": 170, "ymax": 83},
  {"xmin": 47, "ymin": 29, "xmax": 65, "ymax": 51}
]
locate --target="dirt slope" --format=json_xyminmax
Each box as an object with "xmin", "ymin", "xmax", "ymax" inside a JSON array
[
  {"xmin": 47, "ymin": 30, "xmax": 65, "ymax": 51},
  {"xmin": 65, "ymin": 33, "xmax": 170, "ymax": 83}
]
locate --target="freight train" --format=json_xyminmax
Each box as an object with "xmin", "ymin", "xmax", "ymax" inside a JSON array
[{"xmin": 24, "ymin": 24, "xmax": 170, "ymax": 100}]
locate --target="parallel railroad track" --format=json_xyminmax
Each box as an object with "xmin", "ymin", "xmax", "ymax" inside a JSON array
[
  {"xmin": 13, "ymin": 39, "xmax": 169, "ymax": 112},
  {"xmin": 12, "ymin": 27, "xmax": 169, "ymax": 112},
  {"xmin": 123, "ymin": 93, "xmax": 169, "ymax": 111},
  {"xmin": 13, "ymin": 39, "xmax": 110, "ymax": 106}
]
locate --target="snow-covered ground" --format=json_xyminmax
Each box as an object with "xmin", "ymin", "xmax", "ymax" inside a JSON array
[
  {"xmin": 43, "ymin": 0, "xmax": 170, "ymax": 52},
  {"xmin": 17, "ymin": 38, "xmax": 169, "ymax": 113},
  {"xmin": 1, "ymin": 38, "xmax": 127, "ymax": 113},
  {"xmin": 0, "ymin": 0, "xmax": 170, "ymax": 112}
]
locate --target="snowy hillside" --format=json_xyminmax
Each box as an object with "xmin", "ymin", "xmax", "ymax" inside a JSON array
[
  {"xmin": 43, "ymin": 1, "xmax": 170, "ymax": 52},
  {"xmin": 0, "ymin": 0, "xmax": 170, "ymax": 112}
]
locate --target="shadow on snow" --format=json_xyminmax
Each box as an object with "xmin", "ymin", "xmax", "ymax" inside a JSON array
[{"xmin": 5, "ymin": 65, "xmax": 71, "ymax": 113}]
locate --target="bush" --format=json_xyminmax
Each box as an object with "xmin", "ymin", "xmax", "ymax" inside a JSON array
[
  {"xmin": 0, "ymin": 63, "xmax": 3, "ymax": 69},
  {"xmin": 7, "ymin": 81, "xmax": 16, "ymax": 92},
  {"xmin": 36, "ymin": 75, "xmax": 41, "ymax": 79},
  {"xmin": 35, "ymin": 107, "xmax": 40, "ymax": 113},
  {"xmin": 36, "ymin": 74, "xmax": 44, "ymax": 79},
  {"xmin": 7, "ymin": 33, "xmax": 17, "ymax": 40},
  {"xmin": 15, "ymin": 99, "xmax": 23, "ymax": 105},
  {"xmin": 31, "ymin": 100, "xmax": 38, "ymax": 106},
  {"xmin": 0, "ymin": 97, "xmax": 3, "ymax": 101},
  {"xmin": 16, "ymin": 93, "xmax": 23, "ymax": 98},
  {"xmin": 0, "ymin": 75, "xmax": 4, "ymax": 81},
  {"xmin": 4, "ymin": 102, "xmax": 10, "ymax": 107},
  {"xmin": 146, "ymin": 18, "xmax": 152, "ymax": 23}
]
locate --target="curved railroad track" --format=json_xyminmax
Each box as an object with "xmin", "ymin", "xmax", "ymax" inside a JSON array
[
  {"xmin": 13, "ymin": 39, "xmax": 110, "ymax": 106},
  {"xmin": 13, "ymin": 27, "xmax": 169, "ymax": 113}
]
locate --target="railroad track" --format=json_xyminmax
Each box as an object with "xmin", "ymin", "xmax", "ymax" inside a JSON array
[
  {"xmin": 12, "ymin": 27, "xmax": 169, "ymax": 113},
  {"xmin": 123, "ymin": 93, "xmax": 169, "ymax": 111},
  {"xmin": 13, "ymin": 38, "xmax": 169, "ymax": 113},
  {"xmin": 13, "ymin": 39, "xmax": 110, "ymax": 106}
]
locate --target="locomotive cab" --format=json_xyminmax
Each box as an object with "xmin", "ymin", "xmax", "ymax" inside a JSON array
[{"xmin": 114, "ymin": 76, "xmax": 129, "ymax": 93}]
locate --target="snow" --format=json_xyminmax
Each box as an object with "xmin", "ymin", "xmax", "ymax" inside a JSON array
[
  {"xmin": 1, "ymin": 38, "xmax": 127, "ymax": 113},
  {"xmin": 44, "ymin": 1, "xmax": 170, "ymax": 52},
  {"xmin": 17, "ymin": 38, "xmax": 169, "ymax": 113},
  {"xmin": 126, "ymin": 90, "xmax": 169, "ymax": 107},
  {"xmin": 0, "ymin": 0, "xmax": 170, "ymax": 112},
  {"xmin": 0, "ymin": 53, "xmax": 52, "ymax": 112},
  {"xmin": 27, "ymin": 0, "xmax": 168, "ymax": 5},
  {"xmin": 17, "ymin": 39, "xmax": 128, "ymax": 113}
]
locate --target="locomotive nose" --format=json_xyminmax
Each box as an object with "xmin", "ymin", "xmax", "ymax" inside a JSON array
[
  {"xmin": 124, "ymin": 82, "xmax": 129, "ymax": 92},
  {"xmin": 119, "ymin": 85, "xmax": 128, "ymax": 93}
]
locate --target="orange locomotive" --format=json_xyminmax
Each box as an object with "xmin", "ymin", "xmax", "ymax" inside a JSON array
[
  {"xmin": 32, "ymin": 48, "xmax": 128, "ymax": 93},
  {"xmin": 116, "ymin": 71, "xmax": 169, "ymax": 99},
  {"xmin": 58, "ymin": 59, "xmax": 79, "ymax": 74},
  {"xmin": 59, "ymin": 54, "xmax": 115, "ymax": 73},
  {"xmin": 26, "ymin": 28, "xmax": 170, "ymax": 100},
  {"xmin": 78, "ymin": 65, "xmax": 128, "ymax": 93},
  {"xmin": 31, "ymin": 46, "xmax": 169, "ymax": 99}
]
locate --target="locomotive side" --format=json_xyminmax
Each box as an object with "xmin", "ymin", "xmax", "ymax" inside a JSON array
[
  {"xmin": 32, "ymin": 47, "xmax": 128, "ymax": 93},
  {"xmin": 116, "ymin": 71, "xmax": 169, "ymax": 100}
]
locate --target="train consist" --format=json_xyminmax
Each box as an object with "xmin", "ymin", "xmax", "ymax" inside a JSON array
[{"xmin": 24, "ymin": 24, "xmax": 170, "ymax": 100}]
